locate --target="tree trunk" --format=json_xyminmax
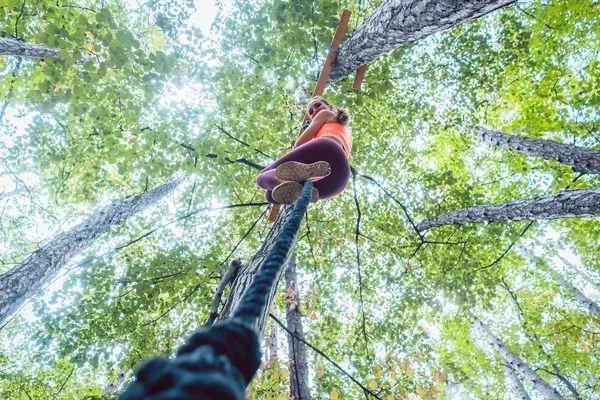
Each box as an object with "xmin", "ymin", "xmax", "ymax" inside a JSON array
[
  {"xmin": 0, "ymin": 188, "xmax": 22, "ymax": 201},
  {"xmin": 472, "ymin": 317, "xmax": 565, "ymax": 400},
  {"xmin": 0, "ymin": 175, "xmax": 185, "ymax": 325},
  {"xmin": 518, "ymin": 245, "xmax": 600, "ymax": 315},
  {"xmin": 416, "ymin": 188, "xmax": 600, "ymax": 232},
  {"xmin": 475, "ymin": 127, "xmax": 600, "ymax": 174},
  {"xmin": 329, "ymin": 0, "xmax": 516, "ymax": 80},
  {"xmin": 0, "ymin": 37, "xmax": 96, "ymax": 65},
  {"xmin": 102, "ymin": 369, "xmax": 131, "ymax": 398},
  {"xmin": 268, "ymin": 323, "xmax": 278, "ymax": 363},
  {"xmin": 215, "ymin": 206, "xmax": 295, "ymax": 337},
  {"xmin": 285, "ymin": 257, "xmax": 311, "ymax": 400},
  {"xmin": 504, "ymin": 364, "xmax": 531, "ymax": 400},
  {"xmin": 556, "ymin": 253, "xmax": 598, "ymax": 288},
  {"xmin": 559, "ymin": 277, "xmax": 600, "ymax": 315}
]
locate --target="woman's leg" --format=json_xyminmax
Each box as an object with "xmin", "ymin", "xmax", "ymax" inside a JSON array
[
  {"xmin": 256, "ymin": 138, "xmax": 350, "ymax": 201},
  {"xmin": 308, "ymin": 139, "xmax": 350, "ymax": 199}
]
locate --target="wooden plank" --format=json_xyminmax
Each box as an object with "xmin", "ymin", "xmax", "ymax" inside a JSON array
[
  {"xmin": 269, "ymin": 9, "xmax": 351, "ymax": 222},
  {"xmin": 313, "ymin": 9, "xmax": 352, "ymax": 97},
  {"xmin": 352, "ymin": 64, "xmax": 368, "ymax": 90}
]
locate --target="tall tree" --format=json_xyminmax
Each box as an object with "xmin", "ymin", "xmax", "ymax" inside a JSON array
[
  {"xmin": 475, "ymin": 126, "xmax": 600, "ymax": 174},
  {"xmin": 0, "ymin": 175, "xmax": 184, "ymax": 325},
  {"xmin": 0, "ymin": 37, "xmax": 96, "ymax": 64},
  {"xmin": 330, "ymin": 0, "xmax": 517, "ymax": 79},
  {"xmin": 518, "ymin": 245, "xmax": 600, "ymax": 315},
  {"xmin": 416, "ymin": 188, "xmax": 600, "ymax": 232},
  {"xmin": 285, "ymin": 257, "xmax": 311, "ymax": 400},
  {"xmin": 504, "ymin": 364, "xmax": 531, "ymax": 400},
  {"xmin": 215, "ymin": 206, "xmax": 294, "ymax": 336},
  {"xmin": 471, "ymin": 316, "xmax": 565, "ymax": 400}
]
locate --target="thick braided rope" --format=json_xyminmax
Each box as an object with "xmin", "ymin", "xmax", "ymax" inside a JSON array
[
  {"xmin": 233, "ymin": 180, "xmax": 313, "ymax": 325},
  {"xmin": 120, "ymin": 181, "xmax": 313, "ymax": 400}
]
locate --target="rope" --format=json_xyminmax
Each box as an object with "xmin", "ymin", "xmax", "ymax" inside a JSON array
[{"xmin": 121, "ymin": 180, "xmax": 314, "ymax": 400}]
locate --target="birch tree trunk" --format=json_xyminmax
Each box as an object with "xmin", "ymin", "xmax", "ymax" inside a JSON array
[
  {"xmin": 102, "ymin": 369, "xmax": 131, "ymax": 398},
  {"xmin": 268, "ymin": 323, "xmax": 278, "ymax": 363},
  {"xmin": 559, "ymin": 276, "xmax": 600, "ymax": 315},
  {"xmin": 0, "ymin": 176, "xmax": 184, "ymax": 325},
  {"xmin": 285, "ymin": 257, "xmax": 311, "ymax": 400},
  {"xmin": 471, "ymin": 317, "xmax": 565, "ymax": 400},
  {"xmin": 556, "ymin": 253, "xmax": 598, "ymax": 288},
  {"xmin": 330, "ymin": 0, "xmax": 517, "ymax": 80},
  {"xmin": 416, "ymin": 188, "xmax": 600, "ymax": 232},
  {"xmin": 518, "ymin": 245, "xmax": 600, "ymax": 315},
  {"xmin": 504, "ymin": 364, "xmax": 532, "ymax": 400},
  {"xmin": 0, "ymin": 37, "xmax": 96, "ymax": 65},
  {"xmin": 215, "ymin": 206, "xmax": 295, "ymax": 337},
  {"xmin": 475, "ymin": 127, "xmax": 600, "ymax": 174}
]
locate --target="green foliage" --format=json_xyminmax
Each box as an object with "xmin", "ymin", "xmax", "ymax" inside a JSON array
[{"xmin": 1, "ymin": 0, "xmax": 599, "ymax": 399}]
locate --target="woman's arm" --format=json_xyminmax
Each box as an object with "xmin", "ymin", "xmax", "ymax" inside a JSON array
[{"xmin": 295, "ymin": 110, "xmax": 336, "ymax": 148}]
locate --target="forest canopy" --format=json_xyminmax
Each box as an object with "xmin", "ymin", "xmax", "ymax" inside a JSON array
[{"xmin": 0, "ymin": 0, "xmax": 599, "ymax": 399}]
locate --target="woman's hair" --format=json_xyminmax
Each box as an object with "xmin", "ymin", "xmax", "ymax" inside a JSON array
[{"xmin": 310, "ymin": 96, "xmax": 350, "ymax": 126}]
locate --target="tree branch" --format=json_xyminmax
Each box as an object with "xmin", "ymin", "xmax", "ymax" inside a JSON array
[
  {"xmin": 205, "ymin": 259, "xmax": 242, "ymax": 326},
  {"xmin": 269, "ymin": 314, "xmax": 382, "ymax": 400}
]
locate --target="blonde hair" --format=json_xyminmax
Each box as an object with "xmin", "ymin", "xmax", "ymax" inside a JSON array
[{"xmin": 309, "ymin": 96, "xmax": 350, "ymax": 126}]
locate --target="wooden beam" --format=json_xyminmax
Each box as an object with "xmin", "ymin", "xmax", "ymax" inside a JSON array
[
  {"xmin": 352, "ymin": 64, "xmax": 368, "ymax": 90},
  {"xmin": 269, "ymin": 9, "xmax": 351, "ymax": 222}
]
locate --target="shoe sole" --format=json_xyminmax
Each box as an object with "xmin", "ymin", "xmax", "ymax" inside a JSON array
[
  {"xmin": 272, "ymin": 182, "xmax": 319, "ymax": 204},
  {"xmin": 275, "ymin": 161, "xmax": 331, "ymax": 182}
]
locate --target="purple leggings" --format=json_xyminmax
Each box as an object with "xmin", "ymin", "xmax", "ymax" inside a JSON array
[{"xmin": 256, "ymin": 138, "xmax": 351, "ymax": 204}]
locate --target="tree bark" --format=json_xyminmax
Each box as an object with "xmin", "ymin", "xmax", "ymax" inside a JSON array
[
  {"xmin": 475, "ymin": 126, "xmax": 600, "ymax": 174},
  {"xmin": 268, "ymin": 323, "xmax": 278, "ymax": 363},
  {"xmin": 215, "ymin": 206, "xmax": 295, "ymax": 337},
  {"xmin": 416, "ymin": 188, "xmax": 600, "ymax": 232},
  {"xmin": 285, "ymin": 257, "xmax": 311, "ymax": 400},
  {"xmin": 0, "ymin": 175, "xmax": 185, "ymax": 325},
  {"xmin": 472, "ymin": 317, "xmax": 565, "ymax": 400},
  {"xmin": 504, "ymin": 364, "xmax": 531, "ymax": 400},
  {"xmin": 102, "ymin": 369, "xmax": 131, "ymax": 398},
  {"xmin": 329, "ymin": 0, "xmax": 516, "ymax": 80},
  {"xmin": 0, "ymin": 37, "xmax": 96, "ymax": 65}
]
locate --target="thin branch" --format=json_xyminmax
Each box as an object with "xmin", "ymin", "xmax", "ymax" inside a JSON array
[
  {"xmin": 220, "ymin": 207, "xmax": 268, "ymax": 267},
  {"xmin": 214, "ymin": 124, "xmax": 273, "ymax": 159},
  {"xmin": 0, "ymin": 57, "xmax": 22, "ymax": 122},
  {"xmin": 354, "ymin": 168, "xmax": 423, "ymax": 240},
  {"xmin": 476, "ymin": 221, "xmax": 534, "ymax": 271},
  {"xmin": 352, "ymin": 169, "xmax": 369, "ymax": 350},
  {"xmin": 114, "ymin": 202, "xmax": 268, "ymax": 254},
  {"xmin": 181, "ymin": 157, "xmax": 198, "ymax": 240},
  {"xmin": 55, "ymin": 364, "xmax": 75, "ymax": 397},
  {"xmin": 140, "ymin": 284, "xmax": 202, "ymax": 327},
  {"xmin": 269, "ymin": 314, "xmax": 382, "ymax": 400},
  {"xmin": 515, "ymin": 5, "xmax": 555, "ymax": 30},
  {"xmin": 61, "ymin": 4, "xmax": 97, "ymax": 12}
]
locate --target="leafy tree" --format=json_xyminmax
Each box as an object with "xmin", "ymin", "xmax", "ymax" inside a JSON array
[{"xmin": 1, "ymin": 0, "xmax": 599, "ymax": 399}]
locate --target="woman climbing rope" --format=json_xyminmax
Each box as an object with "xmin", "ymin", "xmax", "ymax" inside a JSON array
[{"xmin": 256, "ymin": 96, "xmax": 352, "ymax": 204}]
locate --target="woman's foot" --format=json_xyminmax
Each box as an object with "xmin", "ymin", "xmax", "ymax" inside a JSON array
[
  {"xmin": 275, "ymin": 161, "xmax": 331, "ymax": 182},
  {"xmin": 271, "ymin": 182, "xmax": 319, "ymax": 204}
]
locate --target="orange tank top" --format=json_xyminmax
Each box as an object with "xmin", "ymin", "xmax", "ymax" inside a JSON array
[{"xmin": 314, "ymin": 123, "xmax": 352, "ymax": 156}]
